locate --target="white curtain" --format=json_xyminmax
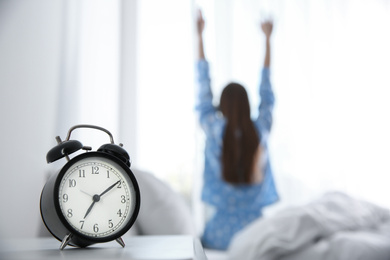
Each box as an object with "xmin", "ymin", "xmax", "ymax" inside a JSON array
[
  {"xmin": 133, "ymin": 0, "xmax": 197, "ymax": 198},
  {"xmin": 64, "ymin": 0, "xmax": 390, "ymax": 218},
  {"xmin": 57, "ymin": 0, "xmax": 120, "ymax": 149},
  {"xmin": 58, "ymin": 0, "xmax": 198, "ymax": 198},
  {"xmin": 197, "ymin": 0, "xmax": 390, "ymax": 212}
]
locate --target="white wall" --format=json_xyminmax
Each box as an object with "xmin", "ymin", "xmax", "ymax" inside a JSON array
[
  {"xmin": 118, "ymin": 0, "xmax": 138, "ymax": 162},
  {"xmin": 0, "ymin": 0, "xmax": 137, "ymax": 240},
  {"xmin": 0, "ymin": 0, "xmax": 62, "ymax": 238}
]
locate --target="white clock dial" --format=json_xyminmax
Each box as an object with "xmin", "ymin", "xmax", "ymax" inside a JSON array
[{"xmin": 58, "ymin": 156, "xmax": 136, "ymax": 238}]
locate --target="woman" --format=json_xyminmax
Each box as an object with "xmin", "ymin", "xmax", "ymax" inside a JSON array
[{"xmin": 195, "ymin": 10, "xmax": 279, "ymax": 250}]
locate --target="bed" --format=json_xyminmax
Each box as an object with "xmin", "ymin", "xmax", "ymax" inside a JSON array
[
  {"xmin": 204, "ymin": 249, "xmax": 228, "ymax": 260},
  {"xmin": 130, "ymin": 170, "xmax": 390, "ymax": 260},
  {"xmin": 225, "ymin": 192, "xmax": 390, "ymax": 260}
]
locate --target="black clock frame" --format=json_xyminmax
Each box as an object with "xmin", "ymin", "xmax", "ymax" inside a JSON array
[{"xmin": 40, "ymin": 151, "xmax": 141, "ymax": 248}]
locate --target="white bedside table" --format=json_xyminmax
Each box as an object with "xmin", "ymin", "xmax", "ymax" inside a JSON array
[{"xmin": 0, "ymin": 235, "xmax": 208, "ymax": 260}]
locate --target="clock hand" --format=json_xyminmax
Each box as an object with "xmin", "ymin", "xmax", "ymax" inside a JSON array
[
  {"xmin": 83, "ymin": 181, "xmax": 121, "ymax": 219},
  {"xmin": 83, "ymin": 201, "xmax": 95, "ymax": 219},
  {"xmin": 80, "ymin": 190, "xmax": 93, "ymax": 197},
  {"xmin": 83, "ymin": 195, "xmax": 100, "ymax": 219},
  {"xmin": 99, "ymin": 180, "xmax": 121, "ymax": 197}
]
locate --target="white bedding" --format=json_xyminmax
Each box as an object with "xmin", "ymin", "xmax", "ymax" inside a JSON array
[
  {"xmin": 205, "ymin": 249, "xmax": 228, "ymax": 260},
  {"xmin": 227, "ymin": 192, "xmax": 390, "ymax": 260}
]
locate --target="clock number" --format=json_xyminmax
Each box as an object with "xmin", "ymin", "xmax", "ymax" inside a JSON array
[
  {"xmin": 121, "ymin": 195, "xmax": 126, "ymax": 203},
  {"xmin": 92, "ymin": 166, "xmax": 99, "ymax": 174},
  {"xmin": 67, "ymin": 209, "xmax": 73, "ymax": 218},
  {"xmin": 79, "ymin": 170, "xmax": 85, "ymax": 178},
  {"xmin": 62, "ymin": 194, "xmax": 68, "ymax": 203},
  {"xmin": 107, "ymin": 170, "xmax": 110, "ymax": 178},
  {"xmin": 93, "ymin": 223, "xmax": 99, "ymax": 233},
  {"xmin": 108, "ymin": 219, "xmax": 113, "ymax": 228},
  {"xmin": 117, "ymin": 181, "xmax": 122, "ymax": 189},
  {"xmin": 117, "ymin": 209, "xmax": 122, "ymax": 217},
  {"xmin": 79, "ymin": 220, "xmax": 85, "ymax": 229},
  {"xmin": 68, "ymin": 179, "xmax": 76, "ymax": 187}
]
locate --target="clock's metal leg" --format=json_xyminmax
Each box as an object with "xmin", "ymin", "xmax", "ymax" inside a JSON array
[
  {"xmin": 116, "ymin": 237, "xmax": 125, "ymax": 248},
  {"xmin": 59, "ymin": 233, "xmax": 72, "ymax": 250}
]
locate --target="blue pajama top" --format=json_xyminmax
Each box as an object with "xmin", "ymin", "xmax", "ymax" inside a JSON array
[{"xmin": 195, "ymin": 59, "xmax": 279, "ymax": 250}]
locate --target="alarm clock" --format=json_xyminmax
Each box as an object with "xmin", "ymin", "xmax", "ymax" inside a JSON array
[{"xmin": 40, "ymin": 124, "xmax": 140, "ymax": 250}]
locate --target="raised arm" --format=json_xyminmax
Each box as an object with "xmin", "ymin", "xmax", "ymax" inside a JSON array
[
  {"xmin": 256, "ymin": 20, "xmax": 275, "ymax": 140},
  {"xmin": 195, "ymin": 10, "xmax": 218, "ymax": 133},
  {"xmin": 197, "ymin": 10, "xmax": 205, "ymax": 60},
  {"xmin": 261, "ymin": 21, "xmax": 273, "ymax": 68}
]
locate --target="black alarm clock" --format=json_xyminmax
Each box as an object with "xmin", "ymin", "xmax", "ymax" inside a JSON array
[{"xmin": 40, "ymin": 124, "xmax": 140, "ymax": 250}]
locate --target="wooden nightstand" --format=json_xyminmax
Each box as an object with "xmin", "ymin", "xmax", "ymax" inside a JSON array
[{"xmin": 0, "ymin": 235, "xmax": 208, "ymax": 260}]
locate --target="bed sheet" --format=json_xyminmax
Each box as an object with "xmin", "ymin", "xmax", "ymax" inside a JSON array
[
  {"xmin": 227, "ymin": 192, "xmax": 390, "ymax": 260},
  {"xmin": 204, "ymin": 249, "xmax": 228, "ymax": 260},
  {"xmin": 280, "ymin": 228, "xmax": 390, "ymax": 260},
  {"xmin": 205, "ymin": 228, "xmax": 390, "ymax": 260}
]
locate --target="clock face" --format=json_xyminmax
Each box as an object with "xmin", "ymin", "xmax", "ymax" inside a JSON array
[{"xmin": 56, "ymin": 153, "xmax": 138, "ymax": 240}]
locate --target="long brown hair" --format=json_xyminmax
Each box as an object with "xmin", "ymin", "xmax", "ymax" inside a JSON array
[{"xmin": 219, "ymin": 83, "xmax": 260, "ymax": 184}]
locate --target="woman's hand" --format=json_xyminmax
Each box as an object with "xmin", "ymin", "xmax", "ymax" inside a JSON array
[
  {"xmin": 197, "ymin": 10, "xmax": 205, "ymax": 36},
  {"xmin": 197, "ymin": 10, "xmax": 206, "ymax": 59},
  {"xmin": 261, "ymin": 20, "xmax": 273, "ymax": 68},
  {"xmin": 261, "ymin": 21, "xmax": 273, "ymax": 39}
]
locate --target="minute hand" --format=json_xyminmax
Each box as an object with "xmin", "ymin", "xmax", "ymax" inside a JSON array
[
  {"xmin": 83, "ymin": 181, "xmax": 121, "ymax": 219},
  {"xmin": 99, "ymin": 180, "xmax": 121, "ymax": 197}
]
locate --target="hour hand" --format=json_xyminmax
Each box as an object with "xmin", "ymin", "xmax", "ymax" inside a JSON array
[
  {"xmin": 84, "ymin": 201, "xmax": 95, "ymax": 219},
  {"xmin": 83, "ymin": 194, "xmax": 100, "ymax": 219},
  {"xmin": 83, "ymin": 181, "xmax": 120, "ymax": 219}
]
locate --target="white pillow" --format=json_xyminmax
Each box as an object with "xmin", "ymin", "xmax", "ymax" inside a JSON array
[{"xmin": 131, "ymin": 168, "xmax": 196, "ymax": 236}]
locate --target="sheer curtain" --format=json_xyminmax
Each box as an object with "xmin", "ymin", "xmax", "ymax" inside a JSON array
[
  {"xmin": 197, "ymin": 0, "xmax": 390, "ymax": 213},
  {"xmin": 57, "ymin": 0, "xmax": 120, "ymax": 149},
  {"xmin": 131, "ymin": 0, "xmax": 197, "ymax": 198},
  {"xmin": 63, "ymin": 0, "xmax": 390, "ymax": 223},
  {"xmin": 59, "ymin": 0, "xmax": 197, "ymax": 198}
]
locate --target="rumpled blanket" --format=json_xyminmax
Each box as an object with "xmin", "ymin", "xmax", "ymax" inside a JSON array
[{"xmin": 228, "ymin": 192, "xmax": 390, "ymax": 260}]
